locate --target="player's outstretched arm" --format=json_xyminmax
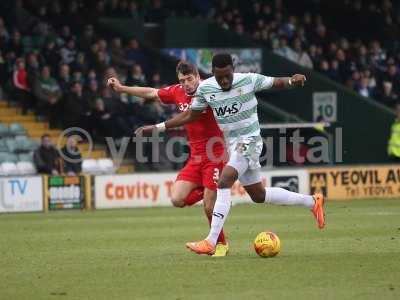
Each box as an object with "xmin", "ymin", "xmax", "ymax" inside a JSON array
[
  {"xmin": 272, "ymin": 74, "xmax": 306, "ymax": 89},
  {"xmin": 107, "ymin": 77, "xmax": 160, "ymax": 101},
  {"xmin": 134, "ymin": 109, "xmax": 203, "ymax": 135}
]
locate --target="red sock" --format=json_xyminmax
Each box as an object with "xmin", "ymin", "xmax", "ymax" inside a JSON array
[
  {"xmin": 183, "ymin": 187, "xmax": 204, "ymax": 206},
  {"xmin": 207, "ymin": 214, "xmax": 226, "ymax": 245}
]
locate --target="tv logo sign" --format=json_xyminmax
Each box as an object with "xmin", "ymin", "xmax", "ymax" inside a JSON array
[
  {"xmin": 0, "ymin": 176, "xmax": 43, "ymax": 212},
  {"xmin": 9, "ymin": 179, "xmax": 28, "ymax": 195}
]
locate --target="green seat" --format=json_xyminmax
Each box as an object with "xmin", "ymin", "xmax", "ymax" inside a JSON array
[
  {"xmin": 18, "ymin": 152, "xmax": 34, "ymax": 163},
  {"xmin": 0, "ymin": 124, "xmax": 9, "ymax": 137},
  {"xmin": 0, "ymin": 139, "xmax": 8, "ymax": 152},
  {"xmin": 5, "ymin": 138, "xmax": 17, "ymax": 152},
  {"xmin": 0, "ymin": 152, "xmax": 18, "ymax": 163},
  {"xmin": 9, "ymin": 123, "xmax": 27, "ymax": 136}
]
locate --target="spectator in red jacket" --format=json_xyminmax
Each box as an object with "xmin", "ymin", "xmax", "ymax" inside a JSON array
[{"xmin": 13, "ymin": 58, "xmax": 33, "ymax": 113}]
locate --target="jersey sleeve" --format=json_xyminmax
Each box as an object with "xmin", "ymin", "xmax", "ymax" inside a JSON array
[
  {"xmin": 191, "ymin": 87, "xmax": 208, "ymax": 111},
  {"xmin": 250, "ymin": 73, "xmax": 274, "ymax": 92},
  {"xmin": 157, "ymin": 85, "xmax": 178, "ymax": 104}
]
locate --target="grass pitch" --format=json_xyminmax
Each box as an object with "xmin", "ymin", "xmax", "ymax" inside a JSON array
[{"xmin": 0, "ymin": 199, "xmax": 399, "ymax": 300}]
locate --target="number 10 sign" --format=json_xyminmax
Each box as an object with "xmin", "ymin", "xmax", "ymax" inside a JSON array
[{"xmin": 313, "ymin": 92, "xmax": 337, "ymax": 122}]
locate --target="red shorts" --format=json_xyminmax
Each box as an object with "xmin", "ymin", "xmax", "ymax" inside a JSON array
[{"xmin": 176, "ymin": 155, "xmax": 225, "ymax": 190}]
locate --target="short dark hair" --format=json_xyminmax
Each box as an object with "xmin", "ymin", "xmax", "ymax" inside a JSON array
[
  {"xmin": 176, "ymin": 61, "xmax": 198, "ymax": 76},
  {"xmin": 212, "ymin": 53, "xmax": 233, "ymax": 69}
]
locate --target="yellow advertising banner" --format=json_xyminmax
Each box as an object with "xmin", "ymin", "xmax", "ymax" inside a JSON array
[{"xmin": 309, "ymin": 165, "xmax": 400, "ymax": 200}]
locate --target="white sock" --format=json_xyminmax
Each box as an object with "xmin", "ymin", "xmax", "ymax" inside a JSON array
[
  {"xmin": 206, "ymin": 188, "xmax": 231, "ymax": 246},
  {"xmin": 265, "ymin": 187, "xmax": 314, "ymax": 208}
]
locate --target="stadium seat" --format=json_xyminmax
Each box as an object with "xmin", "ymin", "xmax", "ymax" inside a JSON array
[
  {"xmin": 82, "ymin": 159, "xmax": 101, "ymax": 174},
  {"xmin": 16, "ymin": 161, "xmax": 36, "ymax": 175},
  {"xmin": 0, "ymin": 139, "xmax": 8, "ymax": 152},
  {"xmin": 18, "ymin": 152, "xmax": 34, "ymax": 163},
  {"xmin": 9, "ymin": 123, "xmax": 27, "ymax": 136},
  {"xmin": 1, "ymin": 162, "xmax": 19, "ymax": 176},
  {"xmin": 15, "ymin": 136, "xmax": 38, "ymax": 152},
  {"xmin": 5, "ymin": 138, "xmax": 17, "ymax": 153},
  {"xmin": 98, "ymin": 158, "xmax": 115, "ymax": 174},
  {"xmin": 0, "ymin": 123, "xmax": 9, "ymax": 137},
  {"xmin": 0, "ymin": 152, "xmax": 18, "ymax": 163}
]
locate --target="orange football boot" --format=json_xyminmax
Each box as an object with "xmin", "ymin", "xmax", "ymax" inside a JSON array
[
  {"xmin": 186, "ymin": 239, "xmax": 215, "ymax": 255},
  {"xmin": 311, "ymin": 193, "xmax": 326, "ymax": 229}
]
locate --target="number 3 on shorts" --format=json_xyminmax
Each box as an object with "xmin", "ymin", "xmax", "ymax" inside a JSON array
[{"xmin": 213, "ymin": 168, "xmax": 220, "ymax": 184}]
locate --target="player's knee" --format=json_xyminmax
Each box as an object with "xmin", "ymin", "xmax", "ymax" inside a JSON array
[
  {"xmin": 170, "ymin": 196, "xmax": 185, "ymax": 208},
  {"xmin": 217, "ymin": 176, "xmax": 235, "ymax": 189},
  {"xmin": 250, "ymin": 190, "xmax": 265, "ymax": 203}
]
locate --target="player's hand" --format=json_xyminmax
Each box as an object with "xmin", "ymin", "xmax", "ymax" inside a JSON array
[
  {"xmin": 290, "ymin": 74, "xmax": 306, "ymax": 87},
  {"xmin": 107, "ymin": 77, "xmax": 122, "ymax": 92},
  {"xmin": 134, "ymin": 125, "xmax": 157, "ymax": 136}
]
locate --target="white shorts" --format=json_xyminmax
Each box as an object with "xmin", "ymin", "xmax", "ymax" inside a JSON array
[{"xmin": 226, "ymin": 136, "xmax": 263, "ymax": 186}]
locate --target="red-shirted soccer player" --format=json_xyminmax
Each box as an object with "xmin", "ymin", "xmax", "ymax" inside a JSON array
[{"xmin": 107, "ymin": 61, "xmax": 229, "ymax": 256}]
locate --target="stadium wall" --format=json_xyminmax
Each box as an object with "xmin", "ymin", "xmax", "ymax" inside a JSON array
[{"xmin": 2, "ymin": 165, "xmax": 400, "ymax": 213}]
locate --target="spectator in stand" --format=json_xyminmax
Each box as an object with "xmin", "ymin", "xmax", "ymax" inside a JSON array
[
  {"xmin": 60, "ymin": 135, "xmax": 82, "ymax": 175},
  {"xmin": 382, "ymin": 64, "xmax": 400, "ymax": 94},
  {"xmin": 60, "ymin": 38, "xmax": 77, "ymax": 65},
  {"xmin": 42, "ymin": 40, "xmax": 60, "ymax": 68},
  {"xmin": 110, "ymin": 37, "xmax": 131, "ymax": 71},
  {"xmin": 7, "ymin": 30, "xmax": 23, "ymax": 57},
  {"xmin": 92, "ymin": 97, "xmax": 122, "ymax": 139},
  {"xmin": 62, "ymin": 81, "xmax": 92, "ymax": 132},
  {"xmin": 33, "ymin": 65, "xmax": 61, "ymax": 126},
  {"xmin": 150, "ymin": 71, "xmax": 163, "ymax": 88},
  {"xmin": 293, "ymin": 39, "xmax": 313, "ymax": 69},
  {"xmin": 57, "ymin": 63, "xmax": 72, "ymax": 93},
  {"xmin": 273, "ymin": 36, "xmax": 297, "ymax": 63},
  {"xmin": 126, "ymin": 64, "xmax": 147, "ymax": 87},
  {"xmin": 380, "ymin": 81, "xmax": 398, "ymax": 108},
  {"xmin": 13, "ymin": 58, "xmax": 32, "ymax": 113},
  {"xmin": 79, "ymin": 24, "xmax": 96, "ymax": 52},
  {"xmin": 357, "ymin": 77, "xmax": 373, "ymax": 98},
  {"xmin": 33, "ymin": 134, "xmax": 60, "ymax": 175},
  {"xmin": 72, "ymin": 52, "xmax": 89, "ymax": 74},
  {"xmin": 56, "ymin": 25, "xmax": 73, "ymax": 48},
  {"xmin": 84, "ymin": 79, "xmax": 100, "ymax": 106},
  {"xmin": 0, "ymin": 17, "xmax": 10, "ymax": 48},
  {"xmin": 125, "ymin": 38, "xmax": 147, "ymax": 70}
]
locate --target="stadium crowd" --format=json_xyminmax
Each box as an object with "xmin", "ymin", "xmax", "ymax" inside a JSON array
[
  {"xmin": 209, "ymin": 0, "xmax": 400, "ymax": 108},
  {"xmin": 0, "ymin": 0, "xmax": 172, "ymax": 143}
]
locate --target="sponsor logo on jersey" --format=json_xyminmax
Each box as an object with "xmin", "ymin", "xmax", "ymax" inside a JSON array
[{"xmin": 214, "ymin": 102, "xmax": 242, "ymax": 117}]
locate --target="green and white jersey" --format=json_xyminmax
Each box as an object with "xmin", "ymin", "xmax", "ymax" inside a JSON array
[{"xmin": 191, "ymin": 73, "xmax": 274, "ymax": 143}]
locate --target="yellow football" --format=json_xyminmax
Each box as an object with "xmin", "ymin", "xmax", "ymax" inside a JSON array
[{"xmin": 254, "ymin": 231, "xmax": 281, "ymax": 257}]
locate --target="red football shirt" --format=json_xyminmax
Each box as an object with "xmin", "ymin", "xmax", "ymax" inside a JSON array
[{"xmin": 158, "ymin": 84, "xmax": 224, "ymax": 157}]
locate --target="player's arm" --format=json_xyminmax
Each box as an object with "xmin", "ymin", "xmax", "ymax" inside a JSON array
[
  {"xmin": 135, "ymin": 88, "xmax": 208, "ymax": 135},
  {"xmin": 252, "ymin": 73, "xmax": 306, "ymax": 92},
  {"xmin": 107, "ymin": 77, "xmax": 160, "ymax": 101},
  {"xmin": 134, "ymin": 109, "xmax": 203, "ymax": 135},
  {"xmin": 272, "ymin": 74, "xmax": 306, "ymax": 89}
]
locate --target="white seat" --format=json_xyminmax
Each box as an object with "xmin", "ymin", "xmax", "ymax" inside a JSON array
[
  {"xmin": 0, "ymin": 164, "xmax": 4, "ymax": 176},
  {"xmin": 98, "ymin": 158, "xmax": 115, "ymax": 174},
  {"xmin": 16, "ymin": 161, "xmax": 37, "ymax": 175},
  {"xmin": 82, "ymin": 159, "xmax": 101, "ymax": 174},
  {"xmin": 1, "ymin": 162, "xmax": 19, "ymax": 176}
]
